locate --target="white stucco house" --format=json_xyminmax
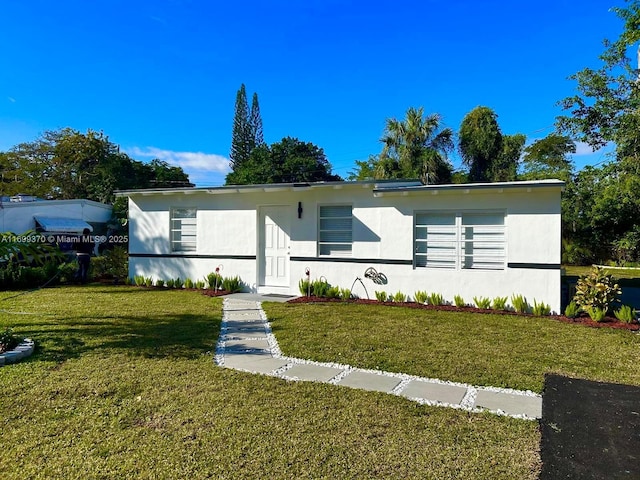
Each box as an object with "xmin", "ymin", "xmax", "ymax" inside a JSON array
[
  {"xmin": 117, "ymin": 179, "xmax": 564, "ymax": 312},
  {"xmin": 0, "ymin": 197, "xmax": 113, "ymax": 235}
]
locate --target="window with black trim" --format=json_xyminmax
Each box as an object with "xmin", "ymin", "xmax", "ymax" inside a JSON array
[
  {"xmin": 318, "ymin": 205, "xmax": 352, "ymax": 256},
  {"xmin": 171, "ymin": 207, "xmax": 197, "ymax": 252}
]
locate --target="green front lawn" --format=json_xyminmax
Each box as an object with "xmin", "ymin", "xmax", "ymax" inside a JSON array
[
  {"xmin": 264, "ymin": 302, "xmax": 640, "ymax": 393},
  {"xmin": 0, "ymin": 286, "xmax": 540, "ymax": 479}
]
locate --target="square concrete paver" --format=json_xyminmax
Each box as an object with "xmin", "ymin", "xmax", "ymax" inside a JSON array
[
  {"xmin": 400, "ymin": 380, "xmax": 467, "ymax": 405},
  {"xmin": 223, "ymin": 353, "xmax": 290, "ymax": 373},
  {"xmin": 225, "ymin": 313, "xmax": 263, "ymax": 321},
  {"xmin": 224, "ymin": 320, "xmax": 265, "ymax": 329},
  {"xmin": 224, "ymin": 338, "xmax": 271, "ymax": 352},
  {"xmin": 475, "ymin": 390, "xmax": 542, "ymax": 418},
  {"xmin": 337, "ymin": 370, "xmax": 401, "ymax": 393},
  {"xmin": 224, "ymin": 329, "xmax": 267, "ymax": 339},
  {"xmin": 283, "ymin": 363, "xmax": 344, "ymax": 382}
]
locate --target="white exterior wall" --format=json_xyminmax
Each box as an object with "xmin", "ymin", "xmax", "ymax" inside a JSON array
[
  {"xmin": 0, "ymin": 199, "xmax": 113, "ymax": 234},
  {"xmin": 126, "ymin": 182, "xmax": 562, "ymax": 312}
]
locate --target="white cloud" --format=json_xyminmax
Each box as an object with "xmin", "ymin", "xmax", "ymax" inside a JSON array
[
  {"xmin": 7, "ymin": 97, "xmax": 15, "ymax": 103},
  {"xmin": 126, "ymin": 146, "xmax": 231, "ymax": 187}
]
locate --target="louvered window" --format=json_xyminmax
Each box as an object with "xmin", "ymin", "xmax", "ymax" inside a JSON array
[
  {"xmin": 319, "ymin": 205, "xmax": 352, "ymax": 256},
  {"xmin": 171, "ymin": 207, "xmax": 197, "ymax": 252},
  {"xmin": 414, "ymin": 211, "xmax": 505, "ymax": 270}
]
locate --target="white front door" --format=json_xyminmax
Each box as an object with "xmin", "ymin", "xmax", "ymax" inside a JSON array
[{"xmin": 259, "ymin": 206, "xmax": 290, "ymax": 288}]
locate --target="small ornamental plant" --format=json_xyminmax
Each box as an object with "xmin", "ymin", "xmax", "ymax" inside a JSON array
[
  {"xmin": 614, "ymin": 305, "xmax": 636, "ymax": 323},
  {"xmin": 473, "ymin": 296, "xmax": 491, "ymax": 309},
  {"xmin": 573, "ymin": 266, "xmax": 621, "ymax": 314},
  {"xmin": 511, "ymin": 294, "xmax": 530, "ymax": 314},
  {"xmin": 375, "ymin": 291, "xmax": 388, "ymax": 302},
  {"xmin": 564, "ymin": 301, "xmax": 580, "ymax": 319},
  {"xmin": 339, "ymin": 288, "xmax": 352, "ymax": 301},
  {"xmin": 392, "ymin": 291, "xmax": 407, "ymax": 303},
  {"xmin": 427, "ymin": 292, "xmax": 444, "ymax": 306},
  {"xmin": 0, "ymin": 327, "xmax": 22, "ymax": 354},
  {"xmin": 414, "ymin": 291, "xmax": 428, "ymax": 304},
  {"xmin": 453, "ymin": 295, "xmax": 466, "ymax": 308},
  {"xmin": 492, "ymin": 296, "xmax": 508, "ymax": 311}
]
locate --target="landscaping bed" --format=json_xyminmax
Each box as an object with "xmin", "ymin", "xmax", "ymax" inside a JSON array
[{"xmin": 287, "ymin": 296, "xmax": 640, "ymax": 331}]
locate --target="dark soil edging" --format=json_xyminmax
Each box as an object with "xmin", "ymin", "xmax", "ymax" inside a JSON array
[{"xmin": 287, "ymin": 297, "xmax": 640, "ymax": 331}]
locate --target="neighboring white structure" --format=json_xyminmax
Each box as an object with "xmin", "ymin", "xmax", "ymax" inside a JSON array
[
  {"xmin": 0, "ymin": 198, "xmax": 113, "ymax": 235},
  {"xmin": 118, "ymin": 179, "xmax": 564, "ymax": 312}
]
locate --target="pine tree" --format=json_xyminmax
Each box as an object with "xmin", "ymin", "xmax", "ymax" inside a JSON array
[
  {"xmin": 249, "ymin": 92, "xmax": 264, "ymax": 148},
  {"xmin": 230, "ymin": 84, "xmax": 250, "ymax": 169}
]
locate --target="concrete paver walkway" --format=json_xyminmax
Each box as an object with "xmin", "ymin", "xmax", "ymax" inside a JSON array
[{"xmin": 214, "ymin": 298, "xmax": 542, "ymax": 420}]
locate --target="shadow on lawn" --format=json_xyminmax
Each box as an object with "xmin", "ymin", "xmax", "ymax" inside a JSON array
[{"xmin": 22, "ymin": 313, "xmax": 221, "ymax": 363}]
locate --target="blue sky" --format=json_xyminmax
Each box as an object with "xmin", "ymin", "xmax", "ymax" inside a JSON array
[{"xmin": 0, "ymin": 0, "xmax": 624, "ymax": 186}]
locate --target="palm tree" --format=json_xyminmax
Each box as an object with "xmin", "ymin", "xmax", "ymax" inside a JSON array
[{"xmin": 378, "ymin": 107, "xmax": 454, "ymax": 184}]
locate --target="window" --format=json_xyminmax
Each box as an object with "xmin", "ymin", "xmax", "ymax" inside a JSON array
[
  {"xmin": 171, "ymin": 207, "xmax": 197, "ymax": 252},
  {"xmin": 461, "ymin": 213, "xmax": 505, "ymax": 270},
  {"xmin": 414, "ymin": 211, "xmax": 505, "ymax": 270},
  {"xmin": 319, "ymin": 205, "xmax": 352, "ymax": 256},
  {"xmin": 415, "ymin": 213, "xmax": 457, "ymax": 268}
]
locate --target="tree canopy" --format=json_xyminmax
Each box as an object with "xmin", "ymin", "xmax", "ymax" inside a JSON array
[
  {"xmin": 225, "ymin": 137, "xmax": 341, "ymax": 185},
  {"xmin": 0, "ymin": 128, "xmax": 191, "ymax": 203},
  {"xmin": 458, "ymin": 106, "xmax": 525, "ymax": 182},
  {"xmin": 349, "ymin": 107, "xmax": 453, "ymax": 184}
]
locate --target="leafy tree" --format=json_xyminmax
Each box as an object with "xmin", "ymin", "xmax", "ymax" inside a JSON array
[
  {"xmin": 459, "ymin": 106, "xmax": 527, "ymax": 182},
  {"xmin": 347, "ymin": 155, "xmax": 379, "ymax": 181},
  {"xmin": 459, "ymin": 106, "xmax": 503, "ymax": 182},
  {"xmin": 521, "ymin": 134, "xmax": 575, "ymax": 181},
  {"xmin": 0, "ymin": 128, "xmax": 190, "ymax": 203},
  {"xmin": 225, "ymin": 137, "xmax": 341, "ymax": 185},
  {"xmin": 490, "ymin": 133, "xmax": 525, "ymax": 182},
  {"xmin": 556, "ymin": 0, "xmax": 640, "ymax": 160}
]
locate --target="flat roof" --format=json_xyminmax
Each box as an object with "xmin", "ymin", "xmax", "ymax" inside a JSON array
[{"xmin": 116, "ymin": 179, "xmax": 564, "ymax": 197}]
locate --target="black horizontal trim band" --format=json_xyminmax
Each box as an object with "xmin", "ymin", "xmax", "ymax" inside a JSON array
[
  {"xmin": 508, "ymin": 262, "xmax": 561, "ymax": 270},
  {"xmin": 129, "ymin": 253, "xmax": 256, "ymax": 260},
  {"xmin": 290, "ymin": 256, "xmax": 412, "ymax": 265}
]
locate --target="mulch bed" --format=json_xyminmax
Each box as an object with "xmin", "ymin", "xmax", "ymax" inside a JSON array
[
  {"xmin": 540, "ymin": 374, "xmax": 640, "ymax": 479},
  {"xmin": 286, "ymin": 297, "xmax": 640, "ymax": 331}
]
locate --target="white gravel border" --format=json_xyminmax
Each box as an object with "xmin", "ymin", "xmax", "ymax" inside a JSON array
[{"xmin": 215, "ymin": 298, "xmax": 541, "ymax": 420}]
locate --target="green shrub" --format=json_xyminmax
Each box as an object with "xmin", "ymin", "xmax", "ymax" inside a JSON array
[
  {"xmin": 222, "ymin": 276, "xmax": 243, "ymax": 293},
  {"xmin": 311, "ymin": 278, "xmax": 330, "ymax": 297},
  {"xmin": 573, "ymin": 266, "xmax": 621, "ymax": 314},
  {"xmin": 392, "ymin": 291, "xmax": 406, "ymax": 303},
  {"xmin": 453, "ymin": 295, "xmax": 466, "ymax": 308},
  {"xmin": 206, "ymin": 272, "xmax": 223, "ymax": 290},
  {"xmin": 492, "ymin": 296, "xmax": 508, "ymax": 311},
  {"xmin": 511, "ymin": 294, "xmax": 530, "ymax": 314},
  {"xmin": 375, "ymin": 291, "xmax": 388, "ymax": 302},
  {"xmin": 532, "ymin": 300, "xmax": 551, "ymax": 316},
  {"xmin": 473, "ymin": 296, "xmax": 491, "ymax": 309},
  {"xmin": 166, "ymin": 279, "xmax": 175, "ymax": 288},
  {"xmin": 586, "ymin": 307, "xmax": 606, "ymax": 322},
  {"xmin": 184, "ymin": 278, "xmax": 194, "ymax": 289},
  {"xmin": 173, "ymin": 277, "xmax": 184, "ymax": 289},
  {"xmin": 413, "ymin": 291, "xmax": 428, "ymax": 304},
  {"xmin": 427, "ymin": 292, "xmax": 444, "ymax": 306},
  {"xmin": 155, "ymin": 279, "xmax": 165, "ymax": 288},
  {"xmin": 339, "ymin": 288, "xmax": 351, "ymax": 301},
  {"xmin": 326, "ymin": 286, "xmax": 341, "ymax": 299},
  {"xmin": 103, "ymin": 246, "xmax": 128, "ymax": 279},
  {"xmin": 144, "ymin": 277, "xmax": 153, "ymax": 287},
  {"xmin": 0, "ymin": 327, "xmax": 22, "ymax": 353},
  {"xmin": 564, "ymin": 301, "xmax": 580, "ymax": 318},
  {"xmin": 614, "ymin": 304, "xmax": 636, "ymax": 323},
  {"xmin": 134, "ymin": 275, "xmax": 145, "ymax": 287},
  {"xmin": 90, "ymin": 256, "xmax": 108, "ymax": 279},
  {"xmin": 195, "ymin": 280, "xmax": 205, "ymax": 290}
]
